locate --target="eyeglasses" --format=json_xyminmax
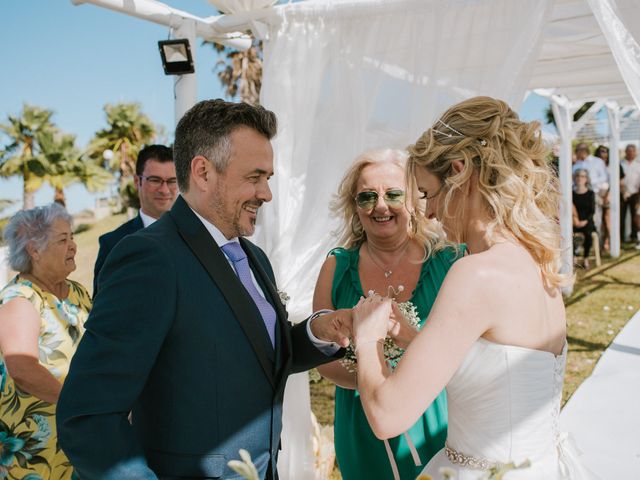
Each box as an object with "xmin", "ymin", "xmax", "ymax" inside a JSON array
[
  {"xmin": 355, "ymin": 189, "xmax": 406, "ymax": 210},
  {"xmin": 138, "ymin": 175, "xmax": 178, "ymax": 189}
]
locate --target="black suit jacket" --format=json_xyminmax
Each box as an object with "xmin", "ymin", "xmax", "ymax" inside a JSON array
[
  {"xmin": 58, "ymin": 196, "xmax": 339, "ymax": 480},
  {"xmin": 93, "ymin": 214, "xmax": 144, "ymax": 296}
]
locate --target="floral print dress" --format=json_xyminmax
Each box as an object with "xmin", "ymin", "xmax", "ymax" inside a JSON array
[{"xmin": 0, "ymin": 276, "xmax": 90, "ymax": 480}]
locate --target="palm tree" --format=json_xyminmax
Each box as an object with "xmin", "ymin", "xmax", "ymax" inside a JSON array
[
  {"xmin": 87, "ymin": 102, "xmax": 156, "ymax": 210},
  {"xmin": 0, "ymin": 105, "xmax": 56, "ymax": 209},
  {"xmin": 40, "ymin": 130, "xmax": 112, "ymax": 207},
  {"xmin": 208, "ymin": 40, "xmax": 264, "ymax": 105}
]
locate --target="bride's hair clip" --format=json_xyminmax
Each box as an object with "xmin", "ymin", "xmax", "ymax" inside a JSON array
[
  {"xmin": 432, "ymin": 118, "xmax": 464, "ymax": 138},
  {"xmin": 433, "ymin": 118, "xmax": 488, "ymax": 147}
]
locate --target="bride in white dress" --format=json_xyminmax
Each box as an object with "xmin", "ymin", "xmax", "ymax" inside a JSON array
[{"xmin": 351, "ymin": 97, "xmax": 595, "ymax": 479}]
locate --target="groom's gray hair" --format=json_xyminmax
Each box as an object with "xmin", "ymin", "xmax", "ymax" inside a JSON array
[{"xmin": 173, "ymin": 99, "xmax": 278, "ymax": 192}]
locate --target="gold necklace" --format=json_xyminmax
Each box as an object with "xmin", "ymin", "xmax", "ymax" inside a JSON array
[{"xmin": 365, "ymin": 241, "xmax": 410, "ymax": 278}]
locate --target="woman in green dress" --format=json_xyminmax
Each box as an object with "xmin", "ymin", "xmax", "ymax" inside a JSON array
[
  {"xmin": 314, "ymin": 149, "xmax": 463, "ymax": 479},
  {"xmin": 0, "ymin": 204, "xmax": 90, "ymax": 480}
]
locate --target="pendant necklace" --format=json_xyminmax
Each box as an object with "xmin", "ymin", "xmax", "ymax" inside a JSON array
[{"xmin": 365, "ymin": 240, "xmax": 409, "ymax": 278}]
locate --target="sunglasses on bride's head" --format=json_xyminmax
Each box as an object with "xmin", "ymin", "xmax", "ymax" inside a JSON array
[{"xmin": 355, "ymin": 189, "xmax": 406, "ymax": 210}]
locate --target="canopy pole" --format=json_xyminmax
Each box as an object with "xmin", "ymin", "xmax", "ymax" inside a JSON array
[
  {"xmin": 606, "ymin": 101, "xmax": 621, "ymax": 258},
  {"xmin": 173, "ymin": 18, "xmax": 197, "ymax": 125},
  {"xmin": 551, "ymin": 95, "xmax": 574, "ymax": 294}
]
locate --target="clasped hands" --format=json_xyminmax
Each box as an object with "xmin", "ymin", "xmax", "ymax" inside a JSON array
[{"xmin": 310, "ymin": 294, "xmax": 416, "ymax": 350}]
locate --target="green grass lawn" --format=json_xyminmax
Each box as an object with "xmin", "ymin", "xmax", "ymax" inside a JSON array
[
  {"xmin": 69, "ymin": 215, "xmax": 640, "ymax": 479},
  {"xmin": 563, "ymin": 245, "xmax": 640, "ymax": 404}
]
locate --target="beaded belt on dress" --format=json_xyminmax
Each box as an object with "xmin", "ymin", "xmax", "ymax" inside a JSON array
[{"xmin": 444, "ymin": 442, "xmax": 503, "ymax": 471}]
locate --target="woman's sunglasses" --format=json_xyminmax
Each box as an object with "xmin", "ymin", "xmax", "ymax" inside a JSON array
[{"xmin": 355, "ymin": 189, "xmax": 406, "ymax": 210}]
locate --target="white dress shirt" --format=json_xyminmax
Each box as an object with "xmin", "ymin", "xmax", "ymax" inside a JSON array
[
  {"xmin": 622, "ymin": 159, "xmax": 640, "ymax": 195},
  {"xmin": 139, "ymin": 209, "xmax": 157, "ymax": 228},
  {"xmin": 189, "ymin": 207, "xmax": 339, "ymax": 355}
]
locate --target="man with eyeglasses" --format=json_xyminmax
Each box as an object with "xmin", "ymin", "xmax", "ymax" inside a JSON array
[{"xmin": 93, "ymin": 144, "xmax": 177, "ymax": 295}]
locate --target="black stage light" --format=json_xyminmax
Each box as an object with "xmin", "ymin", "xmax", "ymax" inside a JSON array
[{"xmin": 158, "ymin": 39, "xmax": 194, "ymax": 75}]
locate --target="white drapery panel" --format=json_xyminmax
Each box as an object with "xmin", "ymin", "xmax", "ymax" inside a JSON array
[
  {"xmin": 255, "ymin": 1, "xmax": 553, "ymax": 478},
  {"xmin": 585, "ymin": 0, "xmax": 640, "ymax": 109}
]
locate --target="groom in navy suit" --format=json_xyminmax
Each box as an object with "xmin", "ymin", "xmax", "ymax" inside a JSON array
[{"xmin": 57, "ymin": 100, "xmax": 350, "ymax": 480}]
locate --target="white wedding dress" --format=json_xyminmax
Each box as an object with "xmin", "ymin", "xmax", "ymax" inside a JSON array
[{"xmin": 420, "ymin": 338, "xmax": 597, "ymax": 479}]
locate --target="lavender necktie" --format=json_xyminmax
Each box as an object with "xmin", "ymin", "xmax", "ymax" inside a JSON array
[{"xmin": 222, "ymin": 242, "xmax": 276, "ymax": 348}]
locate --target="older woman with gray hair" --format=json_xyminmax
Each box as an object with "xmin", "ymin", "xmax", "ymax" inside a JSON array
[{"xmin": 0, "ymin": 203, "xmax": 91, "ymax": 479}]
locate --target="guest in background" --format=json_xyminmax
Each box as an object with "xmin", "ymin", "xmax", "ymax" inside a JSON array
[
  {"xmin": 621, "ymin": 144, "xmax": 640, "ymax": 246},
  {"xmin": 593, "ymin": 145, "xmax": 622, "ymax": 252},
  {"xmin": 314, "ymin": 149, "xmax": 463, "ymax": 479},
  {"xmin": 93, "ymin": 144, "xmax": 176, "ymax": 295},
  {"xmin": 573, "ymin": 169, "xmax": 596, "ymax": 269},
  {"xmin": 573, "ymin": 142, "xmax": 608, "ymax": 237},
  {"xmin": 0, "ymin": 204, "xmax": 91, "ymax": 479}
]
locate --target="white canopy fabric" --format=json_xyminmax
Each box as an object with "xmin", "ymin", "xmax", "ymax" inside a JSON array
[{"xmin": 532, "ymin": 0, "xmax": 640, "ymax": 107}]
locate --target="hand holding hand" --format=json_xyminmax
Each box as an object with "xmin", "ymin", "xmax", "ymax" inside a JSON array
[
  {"xmin": 387, "ymin": 301, "xmax": 419, "ymax": 349},
  {"xmin": 310, "ymin": 309, "xmax": 352, "ymax": 348},
  {"xmin": 352, "ymin": 294, "xmax": 392, "ymax": 345}
]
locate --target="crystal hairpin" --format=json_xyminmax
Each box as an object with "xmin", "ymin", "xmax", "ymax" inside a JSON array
[
  {"xmin": 433, "ymin": 118, "xmax": 488, "ymax": 147},
  {"xmin": 436, "ymin": 119, "xmax": 464, "ymax": 136},
  {"xmin": 432, "ymin": 119, "xmax": 464, "ymax": 138}
]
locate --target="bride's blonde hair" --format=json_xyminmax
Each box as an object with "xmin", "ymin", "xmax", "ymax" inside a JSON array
[{"xmin": 408, "ymin": 96, "xmax": 569, "ymax": 288}]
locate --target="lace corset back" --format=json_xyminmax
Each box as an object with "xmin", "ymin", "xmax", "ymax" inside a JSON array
[{"xmin": 445, "ymin": 338, "xmax": 567, "ymax": 471}]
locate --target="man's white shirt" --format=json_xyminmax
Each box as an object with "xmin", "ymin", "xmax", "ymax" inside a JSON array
[
  {"xmin": 622, "ymin": 159, "xmax": 640, "ymax": 195},
  {"xmin": 139, "ymin": 209, "xmax": 157, "ymax": 228}
]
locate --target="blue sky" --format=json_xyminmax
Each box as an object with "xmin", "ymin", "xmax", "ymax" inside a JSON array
[
  {"xmin": 1, "ymin": 0, "xmax": 226, "ymax": 214},
  {"xmin": 1, "ymin": 0, "xmax": 552, "ymax": 214}
]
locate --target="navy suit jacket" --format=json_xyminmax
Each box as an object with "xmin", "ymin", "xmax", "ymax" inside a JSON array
[
  {"xmin": 93, "ymin": 214, "xmax": 144, "ymax": 296},
  {"xmin": 58, "ymin": 196, "xmax": 339, "ymax": 480}
]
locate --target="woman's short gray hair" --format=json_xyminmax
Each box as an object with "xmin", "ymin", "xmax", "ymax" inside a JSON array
[{"xmin": 3, "ymin": 203, "xmax": 73, "ymax": 273}]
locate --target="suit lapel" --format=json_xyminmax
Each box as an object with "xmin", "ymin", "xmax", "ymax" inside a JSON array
[
  {"xmin": 130, "ymin": 214, "xmax": 144, "ymax": 232},
  {"xmin": 241, "ymin": 238, "xmax": 292, "ymax": 373},
  {"xmin": 170, "ymin": 197, "xmax": 276, "ymax": 388}
]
